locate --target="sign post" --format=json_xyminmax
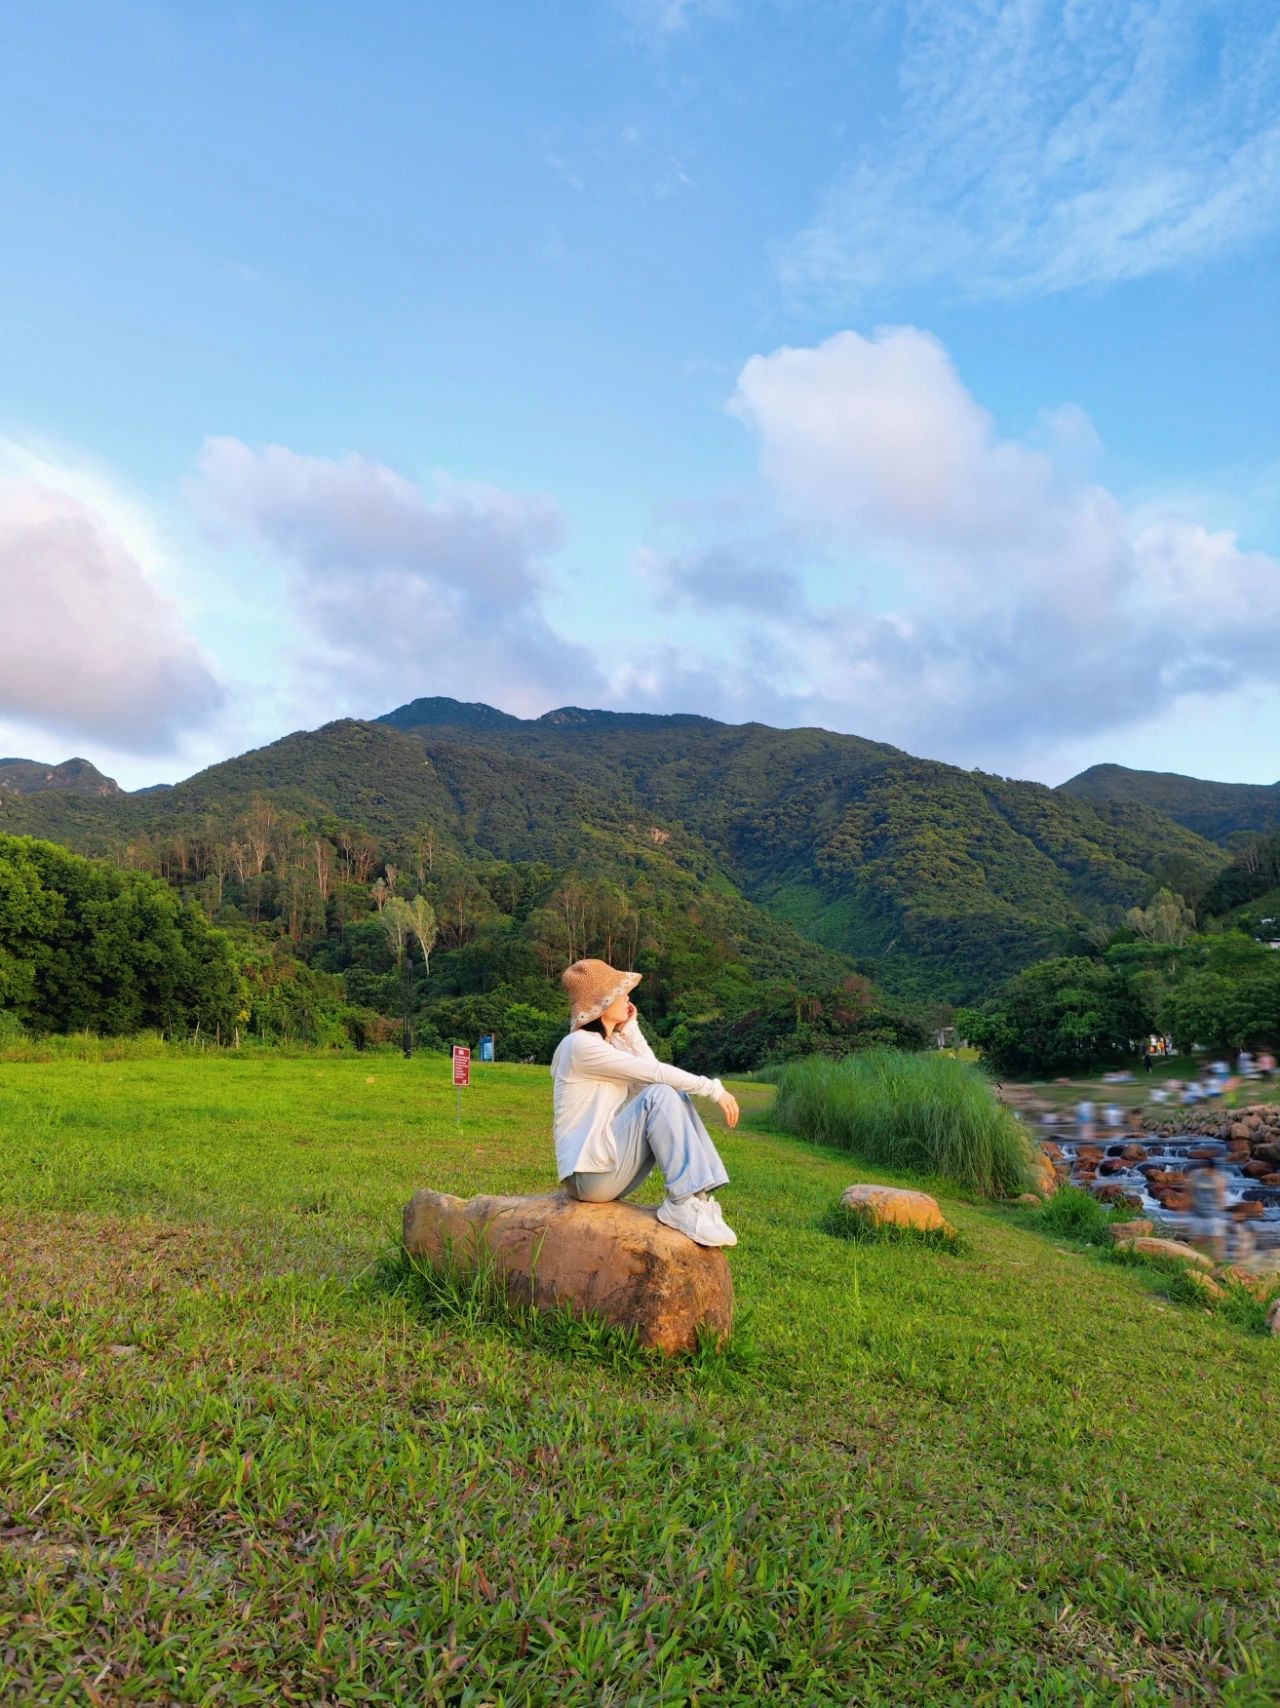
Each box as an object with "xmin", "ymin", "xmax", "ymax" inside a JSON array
[{"xmin": 452, "ymin": 1044, "xmax": 471, "ymax": 1125}]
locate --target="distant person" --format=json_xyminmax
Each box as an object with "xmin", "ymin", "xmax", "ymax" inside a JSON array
[
  {"xmin": 549, "ymin": 958, "xmax": 739, "ymax": 1247},
  {"xmin": 1075, "ymin": 1098, "xmax": 1096, "ymax": 1143},
  {"xmin": 1103, "ymin": 1103, "xmax": 1124, "ymax": 1130},
  {"xmin": 1141, "ymin": 1047, "xmax": 1152, "ymax": 1074},
  {"xmin": 1258, "ymin": 1051, "xmax": 1276, "ymax": 1082}
]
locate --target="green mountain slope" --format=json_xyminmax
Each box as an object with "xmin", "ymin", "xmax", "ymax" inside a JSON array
[
  {"xmin": 2, "ymin": 720, "xmax": 856, "ymax": 1000},
  {"xmin": 1059, "ymin": 763, "xmax": 1280, "ymax": 842},
  {"xmin": 0, "ymin": 756, "xmax": 121, "ymax": 798},
  {"xmin": 377, "ymin": 699, "xmax": 1224, "ymax": 999},
  {"xmin": 7, "ymin": 704, "xmax": 1225, "ymax": 1003}
]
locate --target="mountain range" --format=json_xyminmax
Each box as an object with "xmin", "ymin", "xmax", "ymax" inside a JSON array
[
  {"xmin": 3, "ymin": 700, "xmax": 1261, "ymax": 1002},
  {"xmin": 1060, "ymin": 763, "xmax": 1280, "ymax": 843}
]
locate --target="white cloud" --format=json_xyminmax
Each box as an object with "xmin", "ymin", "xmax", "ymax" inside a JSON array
[
  {"xmin": 780, "ymin": 0, "xmax": 1280, "ymax": 303},
  {"xmin": 0, "ymin": 458, "xmax": 225, "ymax": 753},
  {"xmin": 632, "ymin": 325, "xmax": 1280, "ymax": 765},
  {"xmin": 188, "ymin": 438, "xmax": 607, "ymax": 718},
  {"xmin": 617, "ymin": 0, "xmax": 724, "ymax": 37}
]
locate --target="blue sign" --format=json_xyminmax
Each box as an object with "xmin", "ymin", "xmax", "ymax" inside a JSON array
[{"xmin": 477, "ymin": 1033, "xmax": 495, "ymax": 1062}]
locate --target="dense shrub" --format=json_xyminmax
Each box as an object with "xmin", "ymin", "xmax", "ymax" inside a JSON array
[
  {"xmin": 771, "ymin": 1049, "xmax": 1035, "ymax": 1198},
  {"xmin": 678, "ymin": 977, "xmax": 928, "ymax": 1075},
  {"xmin": 957, "ymin": 957, "xmax": 1151, "ymax": 1076},
  {"xmin": 0, "ymin": 834, "xmax": 241, "ymax": 1037}
]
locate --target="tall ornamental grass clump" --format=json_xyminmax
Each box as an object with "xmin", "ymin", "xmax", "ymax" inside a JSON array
[{"xmin": 772, "ymin": 1049, "xmax": 1035, "ymax": 1198}]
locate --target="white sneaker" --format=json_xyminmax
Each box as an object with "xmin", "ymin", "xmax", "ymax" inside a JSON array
[{"xmin": 657, "ymin": 1192, "xmax": 738, "ymax": 1247}]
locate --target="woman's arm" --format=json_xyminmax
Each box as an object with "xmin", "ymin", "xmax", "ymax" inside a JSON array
[
  {"xmin": 615, "ymin": 1013, "xmax": 658, "ymax": 1061},
  {"xmin": 568, "ymin": 1028, "xmax": 726, "ymax": 1103}
]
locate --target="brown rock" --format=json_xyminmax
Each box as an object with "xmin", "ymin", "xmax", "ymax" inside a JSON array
[
  {"xmin": 1026, "ymin": 1154, "xmax": 1058, "ymax": 1199},
  {"xmin": 1227, "ymin": 1200, "xmax": 1265, "ymax": 1221},
  {"xmin": 1150, "ymin": 1188, "xmax": 1194, "ymax": 1214},
  {"xmin": 1093, "ymin": 1184, "xmax": 1142, "ymax": 1209},
  {"xmin": 1126, "ymin": 1238, "xmax": 1214, "ymax": 1270},
  {"xmin": 840, "ymin": 1184, "xmax": 957, "ymax": 1237},
  {"xmin": 1120, "ymin": 1144, "xmax": 1148, "ymax": 1163},
  {"xmin": 1187, "ymin": 1145, "xmax": 1221, "ymax": 1161},
  {"xmin": 1108, "ymin": 1219, "xmax": 1155, "ymax": 1244},
  {"xmin": 1254, "ymin": 1141, "xmax": 1280, "ymax": 1166},
  {"xmin": 1182, "ymin": 1271, "xmax": 1227, "ymax": 1303},
  {"xmin": 1241, "ymin": 1159, "xmax": 1273, "ymax": 1180},
  {"xmin": 402, "ymin": 1188, "xmax": 733, "ymax": 1356},
  {"xmin": 1262, "ymin": 1173, "xmax": 1280, "ymax": 1188},
  {"xmin": 1268, "ymin": 1297, "xmax": 1280, "ymax": 1337},
  {"xmin": 1213, "ymin": 1265, "xmax": 1280, "ymax": 1302},
  {"xmin": 1098, "ymin": 1158, "xmax": 1133, "ymax": 1176}
]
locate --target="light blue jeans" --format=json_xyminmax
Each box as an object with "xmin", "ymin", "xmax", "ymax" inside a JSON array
[{"xmin": 566, "ymin": 1083, "xmax": 730, "ymax": 1204}]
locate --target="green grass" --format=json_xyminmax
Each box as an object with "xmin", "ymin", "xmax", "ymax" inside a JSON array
[
  {"xmin": 772, "ymin": 1049, "xmax": 1036, "ymax": 1198},
  {"xmin": 1, "ymin": 1051, "xmax": 1279, "ymax": 1704}
]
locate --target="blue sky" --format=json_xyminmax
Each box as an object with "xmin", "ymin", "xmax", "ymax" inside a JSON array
[{"xmin": 1, "ymin": 0, "xmax": 1278, "ymax": 789}]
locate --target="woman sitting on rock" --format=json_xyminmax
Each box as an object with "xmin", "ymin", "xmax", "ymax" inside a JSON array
[{"xmin": 550, "ymin": 957, "xmax": 740, "ymax": 1247}]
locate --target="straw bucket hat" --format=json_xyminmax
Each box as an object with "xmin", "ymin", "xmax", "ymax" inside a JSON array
[{"xmin": 561, "ymin": 958, "xmax": 642, "ymax": 1029}]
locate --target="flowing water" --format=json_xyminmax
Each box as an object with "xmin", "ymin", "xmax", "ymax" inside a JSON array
[{"xmin": 1038, "ymin": 1119, "xmax": 1280, "ymax": 1252}]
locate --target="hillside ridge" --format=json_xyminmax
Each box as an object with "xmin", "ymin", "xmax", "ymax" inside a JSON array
[{"xmin": 4, "ymin": 698, "xmax": 1229, "ymax": 1000}]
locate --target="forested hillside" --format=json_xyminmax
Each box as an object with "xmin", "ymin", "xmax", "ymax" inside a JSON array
[
  {"xmin": 2, "ymin": 720, "xmax": 890, "ymax": 1062},
  {"xmin": 379, "ymin": 699, "xmax": 1223, "ymax": 998},
  {"xmin": 3, "ymin": 702, "xmax": 1224, "ymax": 1009},
  {"xmin": 1060, "ymin": 763, "xmax": 1280, "ymax": 842}
]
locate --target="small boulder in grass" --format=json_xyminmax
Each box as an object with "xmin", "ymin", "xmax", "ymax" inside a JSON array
[
  {"xmin": 1108, "ymin": 1218, "xmax": 1155, "ymax": 1245},
  {"xmin": 1125, "ymin": 1237, "xmax": 1214, "ymax": 1270},
  {"xmin": 1182, "ymin": 1270, "xmax": 1227, "ymax": 1304},
  {"xmin": 1267, "ymin": 1297, "xmax": 1280, "ymax": 1338},
  {"xmin": 839, "ymin": 1185, "xmax": 957, "ymax": 1239}
]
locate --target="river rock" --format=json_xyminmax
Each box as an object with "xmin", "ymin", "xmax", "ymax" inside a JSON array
[
  {"xmin": 1253, "ymin": 1141, "xmax": 1280, "ymax": 1166},
  {"xmin": 1108, "ymin": 1219, "xmax": 1155, "ymax": 1244},
  {"xmin": 1228, "ymin": 1200, "xmax": 1265, "ymax": 1221},
  {"xmin": 839, "ymin": 1184, "xmax": 957, "ymax": 1237},
  {"xmin": 1126, "ymin": 1238, "xmax": 1214, "ymax": 1270},
  {"xmin": 1092, "ymin": 1184, "xmax": 1142, "ymax": 1209},
  {"xmin": 402, "ymin": 1188, "xmax": 734, "ymax": 1356},
  {"xmin": 1268, "ymin": 1297, "xmax": 1280, "ymax": 1337},
  {"xmin": 1028, "ymin": 1152, "xmax": 1058, "ymax": 1197}
]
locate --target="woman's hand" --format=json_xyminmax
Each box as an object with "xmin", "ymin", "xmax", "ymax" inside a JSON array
[
  {"xmin": 623, "ymin": 1000, "xmax": 637, "ymax": 1024},
  {"xmin": 718, "ymin": 1092, "xmax": 740, "ymax": 1129}
]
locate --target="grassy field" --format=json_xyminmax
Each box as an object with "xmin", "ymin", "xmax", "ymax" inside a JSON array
[{"xmin": 2, "ymin": 1051, "xmax": 1279, "ymax": 1705}]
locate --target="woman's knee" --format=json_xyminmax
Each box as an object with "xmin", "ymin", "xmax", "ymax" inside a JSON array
[
  {"xmin": 570, "ymin": 1174, "xmax": 620, "ymax": 1203},
  {"xmin": 643, "ymin": 1083, "xmax": 685, "ymax": 1110}
]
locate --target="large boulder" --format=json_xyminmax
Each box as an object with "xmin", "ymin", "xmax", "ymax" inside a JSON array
[
  {"xmin": 402, "ymin": 1188, "xmax": 733, "ymax": 1356},
  {"xmin": 839, "ymin": 1184, "xmax": 957, "ymax": 1237}
]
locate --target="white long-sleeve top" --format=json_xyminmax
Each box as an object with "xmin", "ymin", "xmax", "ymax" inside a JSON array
[{"xmin": 549, "ymin": 1016, "xmax": 727, "ymax": 1179}]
